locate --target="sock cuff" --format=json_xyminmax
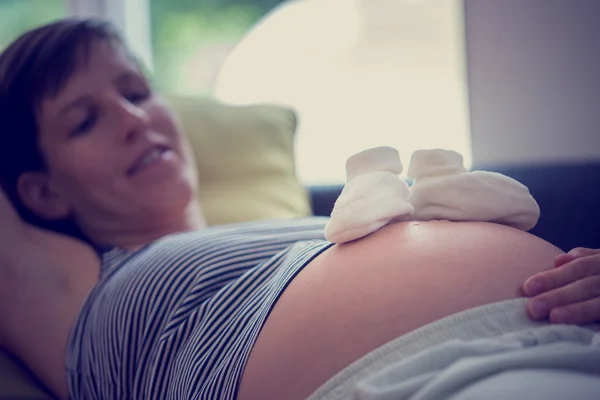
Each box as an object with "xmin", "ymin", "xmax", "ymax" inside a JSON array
[
  {"xmin": 346, "ymin": 146, "xmax": 403, "ymax": 182},
  {"xmin": 407, "ymin": 149, "xmax": 468, "ymax": 179}
]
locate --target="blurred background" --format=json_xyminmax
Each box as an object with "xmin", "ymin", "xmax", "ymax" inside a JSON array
[
  {"xmin": 1, "ymin": 0, "xmax": 599, "ymax": 185},
  {"xmin": 0, "ymin": 0, "xmax": 279, "ymax": 95}
]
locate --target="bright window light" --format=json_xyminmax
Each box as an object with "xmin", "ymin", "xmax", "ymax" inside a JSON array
[{"xmin": 216, "ymin": 0, "xmax": 472, "ymax": 184}]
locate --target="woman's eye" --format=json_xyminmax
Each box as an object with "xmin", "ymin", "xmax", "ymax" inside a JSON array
[
  {"xmin": 125, "ymin": 90, "xmax": 151, "ymax": 104},
  {"xmin": 70, "ymin": 114, "xmax": 97, "ymax": 137}
]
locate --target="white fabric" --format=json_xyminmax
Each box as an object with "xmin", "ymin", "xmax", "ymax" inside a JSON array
[
  {"xmin": 324, "ymin": 147, "xmax": 414, "ymax": 244},
  {"xmin": 326, "ymin": 147, "xmax": 541, "ymax": 244},
  {"xmin": 407, "ymin": 149, "xmax": 540, "ymax": 231},
  {"xmin": 406, "ymin": 148, "xmax": 467, "ymax": 178},
  {"xmin": 346, "ymin": 146, "xmax": 404, "ymax": 182},
  {"xmin": 324, "ymin": 172, "xmax": 414, "ymax": 243},
  {"xmin": 307, "ymin": 298, "xmax": 600, "ymax": 400},
  {"xmin": 355, "ymin": 326, "xmax": 600, "ymax": 400}
]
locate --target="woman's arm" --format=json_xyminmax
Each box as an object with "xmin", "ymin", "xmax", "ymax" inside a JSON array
[{"xmin": 1, "ymin": 190, "xmax": 100, "ymax": 400}]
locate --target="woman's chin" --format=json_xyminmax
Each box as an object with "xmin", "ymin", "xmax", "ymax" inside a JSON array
[{"xmin": 138, "ymin": 179, "xmax": 196, "ymax": 217}]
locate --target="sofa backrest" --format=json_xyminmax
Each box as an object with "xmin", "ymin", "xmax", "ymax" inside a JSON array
[{"xmin": 476, "ymin": 162, "xmax": 600, "ymax": 251}]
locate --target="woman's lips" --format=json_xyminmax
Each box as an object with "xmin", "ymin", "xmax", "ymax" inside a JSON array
[{"xmin": 127, "ymin": 145, "xmax": 170, "ymax": 176}]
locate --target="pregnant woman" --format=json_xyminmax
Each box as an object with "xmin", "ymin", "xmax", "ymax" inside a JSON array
[{"xmin": 1, "ymin": 19, "xmax": 599, "ymax": 400}]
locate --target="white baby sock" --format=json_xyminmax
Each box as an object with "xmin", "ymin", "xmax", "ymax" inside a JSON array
[
  {"xmin": 324, "ymin": 147, "xmax": 414, "ymax": 244},
  {"xmin": 407, "ymin": 149, "xmax": 540, "ymax": 231}
]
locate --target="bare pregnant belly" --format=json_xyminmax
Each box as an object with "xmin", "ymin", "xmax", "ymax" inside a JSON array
[{"xmin": 237, "ymin": 221, "xmax": 563, "ymax": 400}]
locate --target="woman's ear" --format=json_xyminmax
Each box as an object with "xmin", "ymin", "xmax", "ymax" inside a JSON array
[{"xmin": 17, "ymin": 172, "xmax": 71, "ymax": 220}]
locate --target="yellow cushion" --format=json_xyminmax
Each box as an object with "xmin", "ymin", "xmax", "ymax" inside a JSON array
[{"xmin": 167, "ymin": 95, "xmax": 312, "ymax": 226}]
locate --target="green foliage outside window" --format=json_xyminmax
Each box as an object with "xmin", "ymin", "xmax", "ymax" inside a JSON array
[
  {"xmin": 0, "ymin": 0, "xmax": 66, "ymax": 50},
  {"xmin": 0, "ymin": 0, "xmax": 284, "ymax": 95},
  {"xmin": 150, "ymin": 0, "xmax": 285, "ymax": 94}
]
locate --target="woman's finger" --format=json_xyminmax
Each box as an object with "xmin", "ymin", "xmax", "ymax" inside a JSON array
[
  {"xmin": 526, "ymin": 275, "xmax": 600, "ymax": 321},
  {"xmin": 523, "ymin": 255, "xmax": 600, "ymax": 297},
  {"xmin": 549, "ymin": 297, "xmax": 600, "ymax": 325},
  {"xmin": 568, "ymin": 247, "xmax": 600, "ymax": 258},
  {"xmin": 555, "ymin": 248, "xmax": 600, "ymax": 268},
  {"xmin": 554, "ymin": 253, "xmax": 575, "ymax": 268}
]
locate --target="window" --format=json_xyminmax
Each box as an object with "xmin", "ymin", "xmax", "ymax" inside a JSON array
[
  {"xmin": 148, "ymin": 0, "xmax": 285, "ymax": 95},
  {"xmin": 214, "ymin": 0, "xmax": 472, "ymax": 184},
  {"xmin": 0, "ymin": 0, "xmax": 67, "ymax": 50}
]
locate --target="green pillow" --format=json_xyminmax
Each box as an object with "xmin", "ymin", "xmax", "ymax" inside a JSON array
[{"xmin": 167, "ymin": 95, "xmax": 312, "ymax": 226}]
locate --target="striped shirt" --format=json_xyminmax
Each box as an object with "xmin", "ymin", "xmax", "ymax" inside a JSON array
[{"xmin": 66, "ymin": 217, "xmax": 332, "ymax": 400}]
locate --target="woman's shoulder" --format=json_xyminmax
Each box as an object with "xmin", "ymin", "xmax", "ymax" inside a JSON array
[
  {"xmin": 146, "ymin": 216, "xmax": 330, "ymax": 265},
  {"xmin": 186, "ymin": 217, "xmax": 330, "ymax": 239},
  {"xmin": 97, "ymin": 217, "xmax": 328, "ymax": 276},
  {"xmin": 91, "ymin": 217, "xmax": 331, "ymax": 310}
]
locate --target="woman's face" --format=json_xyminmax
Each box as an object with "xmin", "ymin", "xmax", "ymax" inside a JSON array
[{"xmin": 28, "ymin": 39, "xmax": 198, "ymax": 236}]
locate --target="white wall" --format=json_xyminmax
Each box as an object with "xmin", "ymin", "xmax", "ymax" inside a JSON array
[{"xmin": 465, "ymin": 0, "xmax": 600, "ymax": 167}]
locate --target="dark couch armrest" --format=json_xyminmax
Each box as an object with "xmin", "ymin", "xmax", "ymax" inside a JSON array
[{"xmin": 307, "ymin": 184, "xmax": 344, "ymax": 217}]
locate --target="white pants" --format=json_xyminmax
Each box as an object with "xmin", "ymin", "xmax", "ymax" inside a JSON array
[{"xmin": 308, "ymin": 299, "xmax": 600, "ymax": 400}]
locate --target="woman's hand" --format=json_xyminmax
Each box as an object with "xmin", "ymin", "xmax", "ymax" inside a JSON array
[{"xmin": 523, "ymin": 248, "xmax": 600, "ymax": 324}]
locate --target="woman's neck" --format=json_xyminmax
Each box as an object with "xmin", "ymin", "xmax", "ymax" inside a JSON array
[{"xmin": 85, "ymin": 201, "xmax": 208, "ymax": 250}]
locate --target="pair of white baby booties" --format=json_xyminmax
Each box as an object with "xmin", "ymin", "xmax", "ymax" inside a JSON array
[{"xmin": 324, "ymin": 147, "xmax": 541, "ymax": 244}]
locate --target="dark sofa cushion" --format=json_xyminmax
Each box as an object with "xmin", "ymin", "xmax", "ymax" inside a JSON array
[{"xmin": 475, "ymin": 162, "xmax": 600, "ymax": 251}]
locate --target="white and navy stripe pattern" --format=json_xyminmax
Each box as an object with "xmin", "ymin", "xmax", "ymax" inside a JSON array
[{"xmin": 66, "ymin": 217, "xmax": 333, "ymax": 400}]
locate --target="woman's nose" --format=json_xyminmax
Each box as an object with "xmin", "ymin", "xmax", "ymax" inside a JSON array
[{"xmin": 113, "ymin": 97, "xmax": 149, "ymax": 142}]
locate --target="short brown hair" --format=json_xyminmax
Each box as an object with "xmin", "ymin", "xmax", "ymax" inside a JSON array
[{"xmin": 0, "ymin": 18, "xmax": 125, "ymax": 238}]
